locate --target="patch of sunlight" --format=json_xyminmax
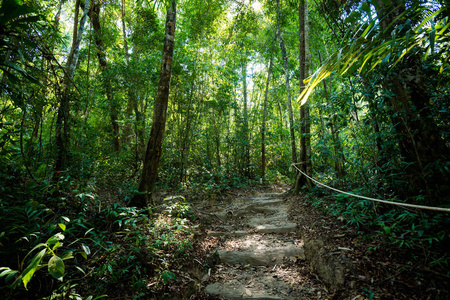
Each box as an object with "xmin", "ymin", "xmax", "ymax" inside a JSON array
[{"xmin": 252, "ymin": 1, "xmax": 262, "ymax": 12}]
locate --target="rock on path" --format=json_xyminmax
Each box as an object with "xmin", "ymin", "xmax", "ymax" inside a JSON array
[{"xmin": 203, "ymin": 194, "xmax": 315, "ymax": 299}]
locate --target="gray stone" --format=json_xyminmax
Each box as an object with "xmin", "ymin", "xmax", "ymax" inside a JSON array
[
  {"xmin": 252, "ymin": 223, "xmax": 297, "ymax": 234},
  {"xmin": 304, "ymin": 239, "xmax": 345, "ymax": 288},
  {"xmin": 218, "ymin": 246, "xmax": 304, "ymax": 266}
]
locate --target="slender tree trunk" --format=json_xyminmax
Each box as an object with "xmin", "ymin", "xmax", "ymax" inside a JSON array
[
  {"xmin": 89, "ymin": 0, "xmax": 120, "ymax": 152},
  {"xmin": 242, "ymin": 56, "xmax": 250, "ymax": 176},
  {"xmin": 54, "ymin": 0, "xmax": 90, "ymax": 180},
  {"xmin": 304, "ymin": 0, "xmax": 313, "ymax": 186},
  {"xmin": 84, "ymin": 22, "xmax": 92, "ymax": 123},
  {"xmin": 276, "ymin": 0, "xmax": 297, "ymax": 164},
  {"xmin": 212, "ymin": 110, "xmax": 222, "ymax": 168},
  {"xmin": 275, "ymin": 90, "xmax": 284, "ymax": 141},
  {"xmin": 295, "ymin": 0, "xmax": 313, "ymax": 193},
  {"xmin": 131, "ymin": 0, "xmax": 177, "ymax": 207},
  {"xmin": 261, "ymin": 55, "xmax": 273, "ymax": 182}
]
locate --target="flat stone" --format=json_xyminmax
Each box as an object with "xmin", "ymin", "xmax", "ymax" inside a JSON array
[
  {"xmin": 252, "ymin": 222, "xmax": 297, "ymax": 234},
  {"xmin": 218, "ymin": 246, "xmax": 304, "ymax": 266}
]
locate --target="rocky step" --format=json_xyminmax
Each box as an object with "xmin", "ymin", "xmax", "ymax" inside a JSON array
[
  {"xmin": 218, "ymin": 245, "xmax": 304, "ymax": 266},
  {"xmin": 250, "ymin": 222, "xmax": 297, "ymax": 234}
]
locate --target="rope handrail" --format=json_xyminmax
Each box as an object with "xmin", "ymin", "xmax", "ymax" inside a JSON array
[{"xmin": 291, "ymin": 164, "xmax": 450, "ymax": 213}]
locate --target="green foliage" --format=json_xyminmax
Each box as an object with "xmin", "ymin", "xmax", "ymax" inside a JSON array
[
  {"xmin": 299, "ymin": 1, "xmax": 450, "ymax": 104},
  {"xmin": 0, "ymin": 196, "xmax": 75, "ymax": 294},
  {"xmin": 307, "ymin": 189, "xmax": 450, "ymax": 268},
  {"xmin": 0, "ymin": 0, "xmax": 41, "ymax": 84},
  {"xmin": 0, "ymin": 178, "xmax": 200, "ymax": 299}
]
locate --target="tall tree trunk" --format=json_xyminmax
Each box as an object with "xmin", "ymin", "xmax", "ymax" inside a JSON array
[
  {"xmin": 89, "ymin": 0, "xmax": 120, "ymax": 152},
  {"xmin": 261, "ymin": 55, "xmax": 273, "ymax": 182},
  {"xmin": 212, "ymin": 109, "xmax": 222, "ymax": 168},
  {"xmin": 54, "ymin": 0, "xmax": 90, "ymax": 180},
  {"xmin": 295, "ymin": 0, "xmax": 313, "ymax": 193},
  {"xmin": 242, "ymin": 56, "xmax": 250, "ymax": 176},
  {"xmin": 131, "ymin": 0, "xmax": 177, "ymax": 208},
  {"xmin": 276, "ymin": 0, "xmax": 297, "ymax": 164}
]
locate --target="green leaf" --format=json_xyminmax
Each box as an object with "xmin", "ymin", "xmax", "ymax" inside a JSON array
[
  {"xmin": 60, "ymin": 251, "xmax": 74, "ymax": 260},
  {"xmin": 81, "ymin": 243, "xmax": 91, "ymax": 256},
  {"xmin": 0, "ymin": 268, "xmax": 19, "ymax": 282},
  {"xmin": 22, "ymin": 243, "xmax": 46, "ymax": 262},
  {"xmin": 344, "ymin": 11, "xmax": 361, "ymax": 25},
  {"xmin": 369, "ymin": 0, "xmax": 380, "ymax": 10},
  {"xmin": 429, "ymin": 23, "xmax": 436, "ymax": 54},
  {"xmin": 0, "ymin": 0, "xmax": 37, "ymax": 26},
  {"xmin": 84, "ymin": 228, "xmax": 95, "ymax": 236},
  {"xmin": 22, "ymin": 248, "xmax": 46, "ymax": 290},
  {"xmin": 75, "ymin": 266, "xmax": 86, "ymax": 275},
  {"xmin": 58, "ymin": 223, "xmax": 66, "ymax": 231},
  {"xmin": 48, "ymin": 256, "xmax": 65, "ymax": 279},
  {"xmin": 361, "ymin": 22, "xmax": 375, "ymax": 38},
  {"xmin": 360, "ymin": 2, "xmax": 371, "ymax": 16},
  {"xmin": 0, "ymin": 267, "xmax": 15, "ymax": 278},
  {"xmin": 52, "ymin": 241, "xmax": 61, "ymax": 251},
  {"xmin": 46, "ymin": 233, "xmax": 65, "ymax": 246},
  {"xmin": 5, "ymin": 270, "xmax": 19, "ymax": 282}
]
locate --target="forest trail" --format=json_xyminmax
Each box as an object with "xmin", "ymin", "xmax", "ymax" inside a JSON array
[
  {"xmin": 193, "ymin": 188, "xmax": 449, "ymax": 300},
  {"xmin": 201, "ymin": 192, "xmax": 328, "ymax": 299}
]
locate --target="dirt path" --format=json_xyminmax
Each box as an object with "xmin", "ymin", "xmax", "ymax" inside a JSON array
[
  {"xmin": 190, "ymin": 188, "xmax": 449, "ymax": 300},
  {"xmin": 201, "ymin": 192, "xmax": 327, "ymax": 299}
]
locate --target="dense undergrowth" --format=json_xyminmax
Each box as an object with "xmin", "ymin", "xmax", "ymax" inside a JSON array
[
  {"xmin": 302, "ymin": 185, "xmax": 450, "ymax": 274},
  {"xmin": 0, "ymin": 174, "xmax": 202, "ymax": 299}
]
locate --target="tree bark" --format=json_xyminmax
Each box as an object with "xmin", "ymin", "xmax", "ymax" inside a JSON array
[
  {"xmin": 89, "ymin": 0, "xmax": 121, "ymax": 152},
  {"xmin": 295, "ymin": 0, "xmax": 313, "ymax": 193},
  {"xmin": 261, "ymin": 55, "xmax": 273, "ymax": 182},
  {"xmin": 276, "ymin": 0, "xmax": 297, "ymax": 164},
  {"xmin": 130, "ymin": 0, "xmax": 177, "ymax": 208},
  {"xmin": 242, "ymin": 56, "xmax": 250, "ymax": 176}
]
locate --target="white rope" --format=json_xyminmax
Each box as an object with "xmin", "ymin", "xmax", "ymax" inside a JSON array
[{"xmin": 291, "ymin": 164, "xmax": 450, "ymax": 213}]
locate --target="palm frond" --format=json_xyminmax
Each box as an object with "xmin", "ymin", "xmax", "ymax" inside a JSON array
[{"xmin": 298, "ymin": 2, "xmax": 449, "ymax": 106}]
